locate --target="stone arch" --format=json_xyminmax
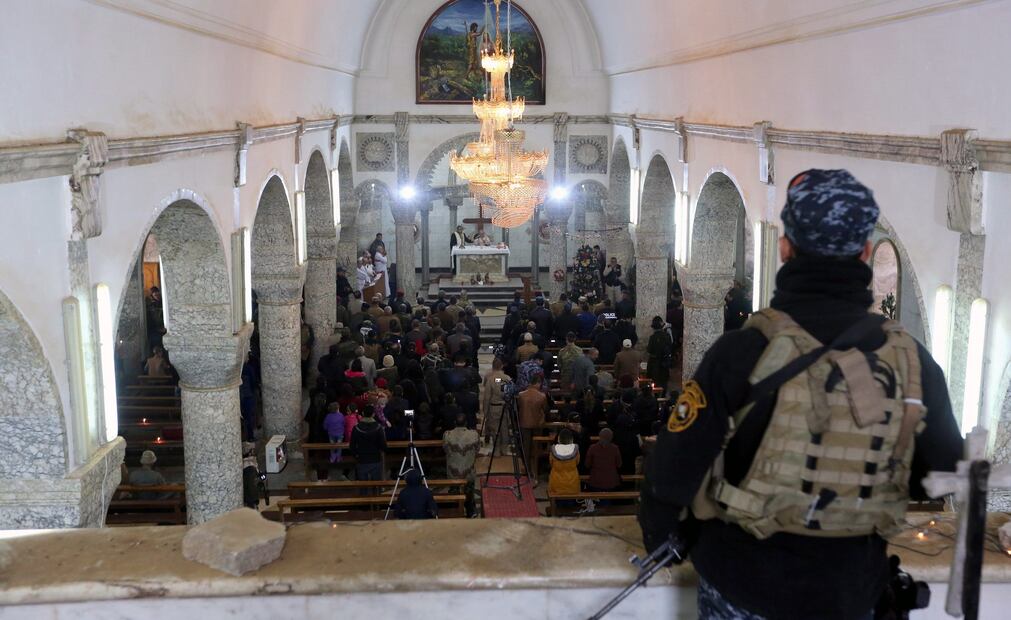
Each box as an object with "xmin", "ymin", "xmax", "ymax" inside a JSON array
[
  {"xmin": 304, "ymin": 149, "xmax": 334, "ymax": 233},
  {"xmin": 639, "ymin": 154, "xmax": 676, "ymax": 244},
  {"xmin": 415, "ymin": 132, "xmax": 481, "ymax": 193},
  {"xmin": 252, "ymin": 175, "xmax": 299, "ymax": 293},
  {"xmin": 337, "ymin": 139, "xmax": 355, "ymax": 219},
  {"xmin": 689, "ymin": 171, "xmax": 746, "ymax": 279},
  {"xmin": 152, "ymin": 200, "xmax": 234, "ymax": 339},
  {"xmin": 251, "ymin": 174, "xmax": 304, "ymax": 453},
  {"xmin": 633, "ymin": 154, "xmax": 677, "ymax": 342},
  {"xmin": 0, "ymin": 288, "xmax": 67, "ymax": 480},
  {"xmin": 302, "ymin": 150, "xmax": 338, "ymax": 382},
  {"xmin": 681, "ymin": 170, "xmax": 748, "ymax": 380},
  {"xmin": 135, "ymin": 195, "xmax": 244, "ymax": 524},
  {"xmin": 336, "ymin": 138, "xmax": 359, "ymax": 269},
  {"xmin": 607, "ymin": 137, "xmax": 631, "ymax": 222}
]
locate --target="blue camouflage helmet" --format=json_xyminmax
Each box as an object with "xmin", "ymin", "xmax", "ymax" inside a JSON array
[{"xmin": 781, "ymin": 169, "xmax": 879, "ymax": 257}]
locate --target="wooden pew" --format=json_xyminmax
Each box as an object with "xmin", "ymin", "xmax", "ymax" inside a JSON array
[
  {"xmin": 547, "ymin": 490, "xmax": 640, "ymax": 517},
  {"xmin": 276, "ymin": 493, "xmax": 466, "ymax": 523},
  {"xmin": 106, "ymin": 484, "xmax": 186, "ymax": 525},
  {"xmin": 123, "ymin": 384, "xmax": 178, "ymax": 397},
  {"xmin": 117, "ymin": 395, "xmax": 181, "ymax": 407},
  {"xmin": 288, "ymin": 479, "xmax": 466, "ymax": 500},
  {"xmin": 301, "ymin": 439, "xmax": 446, "ymax": 472}
]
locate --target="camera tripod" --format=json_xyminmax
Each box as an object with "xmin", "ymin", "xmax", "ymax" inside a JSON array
[
  {"xmin": 481, "ymin": 380, "xmax": 532, "ymax": 500},
  {"xmin": 384, "ymin": 416, "xmax": 431, "ymax": 520}
]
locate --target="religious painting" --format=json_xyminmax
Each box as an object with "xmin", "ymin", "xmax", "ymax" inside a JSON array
[{"xmin": 416, "ymin": 0, "xmax": 545, "ymax": 105}]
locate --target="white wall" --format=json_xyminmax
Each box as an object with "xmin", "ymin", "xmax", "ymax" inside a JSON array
[
  {"xmin": 588, "ymin": 0, "xmax": 1011, "ymax": 139},
  {"xmin": 356, "ymin": 0, "xmax": 608, "ymax": 115},
  {"xmin": 598, "ymin": 0, "xmax": 1011, "ymax": 432},
  {"xmin": 0, "ymin": 0, "xmax": 370, "ymax": 142}
]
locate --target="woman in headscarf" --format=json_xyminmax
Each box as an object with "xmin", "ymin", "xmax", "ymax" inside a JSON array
[{"xmin": 548, "ymin": 429, "xmax": 581, "ymax": 499}]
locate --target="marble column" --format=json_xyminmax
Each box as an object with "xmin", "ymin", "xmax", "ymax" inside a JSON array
[
  {"xmin": 257, "ymin": 281, "xmax": 304, "ymax": 455},
  {"xmin": 391, "ymin": 197, "xmax": 417, "ymax": 300},
  {"xmin": 681, "ymin": 271, "xmax": 733, "ymax": 382},
  {"xmin": 446, "ymin": 197, "xmax": 462, "ymax": 230},
  {"xmin": 545, "ymin": 200, "xmax": 573, "ymax": 301},
  {"xmin": 948, "ymin": 233, "xmax": 985, "ymax": 418},
  {"xmin": 634, "ymin": 234, "xmax": 669, "ymax": 342},
  {"xmin": 163, "ymin": 325, "xmax": 251, "ymax": 524},
  {"xmin": 421, "ymin": 204, "xmax": 431, "ymax": 285},
  {"xmin": 304, "ymin": 234, "xmax": 338, "ymax": 384}
]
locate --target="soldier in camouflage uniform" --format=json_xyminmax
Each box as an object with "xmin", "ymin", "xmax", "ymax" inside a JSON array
[{"xmin": 639, "ymin": 169, "xmax": 963, "ymax": 620}]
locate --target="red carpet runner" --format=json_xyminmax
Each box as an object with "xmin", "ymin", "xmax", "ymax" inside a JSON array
[{"xmin": 480, "ymin": 476, "xmax": 540, "ymax": 518}]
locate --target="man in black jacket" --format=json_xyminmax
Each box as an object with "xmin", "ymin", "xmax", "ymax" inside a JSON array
[
  {"xmin": 529, "ymin": 297, "xmax": 553, "ymax": 340},
  {"xmin": 350, "ymin": 406, "xmax": 387, "ymax": 483},
  {"xmin": 592, "ymin": 319, "xmax": 622, "ymax": 365},
  {"xmin": 639, "ymin": 169, "xmax": 963, "ymax": 620}
]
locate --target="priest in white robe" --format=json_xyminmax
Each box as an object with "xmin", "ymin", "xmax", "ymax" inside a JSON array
[{"xmin": 373, "ymin": 246, "xmax": 390, "ymax": 298}]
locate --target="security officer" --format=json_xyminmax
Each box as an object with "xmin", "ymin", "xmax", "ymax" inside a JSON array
[{"xmin": 639, "ymin": 169, "xmax": 963, "ymax": 620}]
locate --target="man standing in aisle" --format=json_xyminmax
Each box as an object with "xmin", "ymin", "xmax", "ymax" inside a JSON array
[{"xmin": 638, "ymin": 169, "xmax": 963, "ymax": 620}]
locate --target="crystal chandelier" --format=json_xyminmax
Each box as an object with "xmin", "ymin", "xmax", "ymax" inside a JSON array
[{"xmin": 450, "ymin": 0, "xmax": 547, "ymax": 228}]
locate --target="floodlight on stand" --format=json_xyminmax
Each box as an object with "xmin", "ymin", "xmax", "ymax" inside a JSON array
[
  {"xmin": 61, "ymin": 296, "xmax": 91, "ymax": 457},
  {"xmin": 330, "ymin": 167, "xmax": 341, "ymax": 227},
  {"xmin": 629, "ymin": 167, "xmax": 641, "ymax": 227},
  {"xmin": 675, "ymin": 190, "xmax": 691, "ymax": 265},
  {"xmin": 961, "ymin": 297, "xmax": 989, "ymax": 435},
  {"xmin": 93, "ymin": 283, "xmax": 118, "ymax": 443},
  {"xmin": 295, "ymin": 190, "xmax": 307, "ymax": 265},
  {"xmin": 550, "ymin": 186, "xmax": 570, "ymax": 201},
  {"xmin": 231, "ymin": 227, "xmax": 252, "ymax": 330},
  {"xmin": 399, "ymin": 185, "xmax": 417, "ymax": 201},
  {"xmin": 931, "ymin": 285, "xmax": 953, "ymax": 381}
]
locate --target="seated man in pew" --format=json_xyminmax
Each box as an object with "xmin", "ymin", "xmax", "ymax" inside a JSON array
[
  {"xmin": 395, "ymin": 469, "xmax": 437, "ymax": 520},
  {"xmin": 129, "ymin": 450, "xmax": 168, "ymax": 499}
]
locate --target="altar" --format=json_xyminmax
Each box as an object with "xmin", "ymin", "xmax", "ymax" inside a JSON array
[{"xmin": 452, "ymin": 245, "xmax": 510, "ymax": 282}]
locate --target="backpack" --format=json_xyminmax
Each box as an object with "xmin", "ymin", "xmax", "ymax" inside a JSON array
[{"xmin": 691, "ymin": 309, "xmax": 926, "ymax": 539}]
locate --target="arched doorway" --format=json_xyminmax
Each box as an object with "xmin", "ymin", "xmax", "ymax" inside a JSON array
[
  {"xmin": 355, "ymin": 179, "xmax": 393, "ymax": 263},
  {"xmin": 682, "ymin": 171, "xmax": 748, "ymax": 380},
  {"xmin": 303, "ymin": 150, "xmax": 338, "ymax": 383},
  {"xmin": 251, "ymin": 175, "xmax": 304, "ymax": 456},
  {"xmin": 118, "ymin": 196, "xmax": 246, "ymax": 524},
  {"xmin": 871, "ymin": 239, "xmax": 900, "ymax": 319}
]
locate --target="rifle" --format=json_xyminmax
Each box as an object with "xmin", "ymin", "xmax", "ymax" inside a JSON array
[
  {"xmin": 922, "ymin": 427, "xmax": 1011, "ymax": 619},
  {"xmin": 586, "ymin": 534, "xmax": 687, "ymax": 620}
]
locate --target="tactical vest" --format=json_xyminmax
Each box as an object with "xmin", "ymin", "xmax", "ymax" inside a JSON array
[{"xmin": 691, "ymin": 309, "xmax": 926, "ymax": 539}]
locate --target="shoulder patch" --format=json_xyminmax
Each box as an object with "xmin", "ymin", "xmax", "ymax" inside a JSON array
[{"xmin": 667, "ymin": 380, "xmax": 707, "ymax": 433}]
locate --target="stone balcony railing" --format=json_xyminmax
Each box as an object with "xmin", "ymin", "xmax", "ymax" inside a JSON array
[{"xmin": 0, "ymin": 515, "xmax": 1010, "ymax": 619}]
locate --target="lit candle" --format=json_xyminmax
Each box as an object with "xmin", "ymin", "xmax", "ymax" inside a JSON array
[{"xmin": 916, "ymin": 531, "xmax": 927, "ymax": 541}]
